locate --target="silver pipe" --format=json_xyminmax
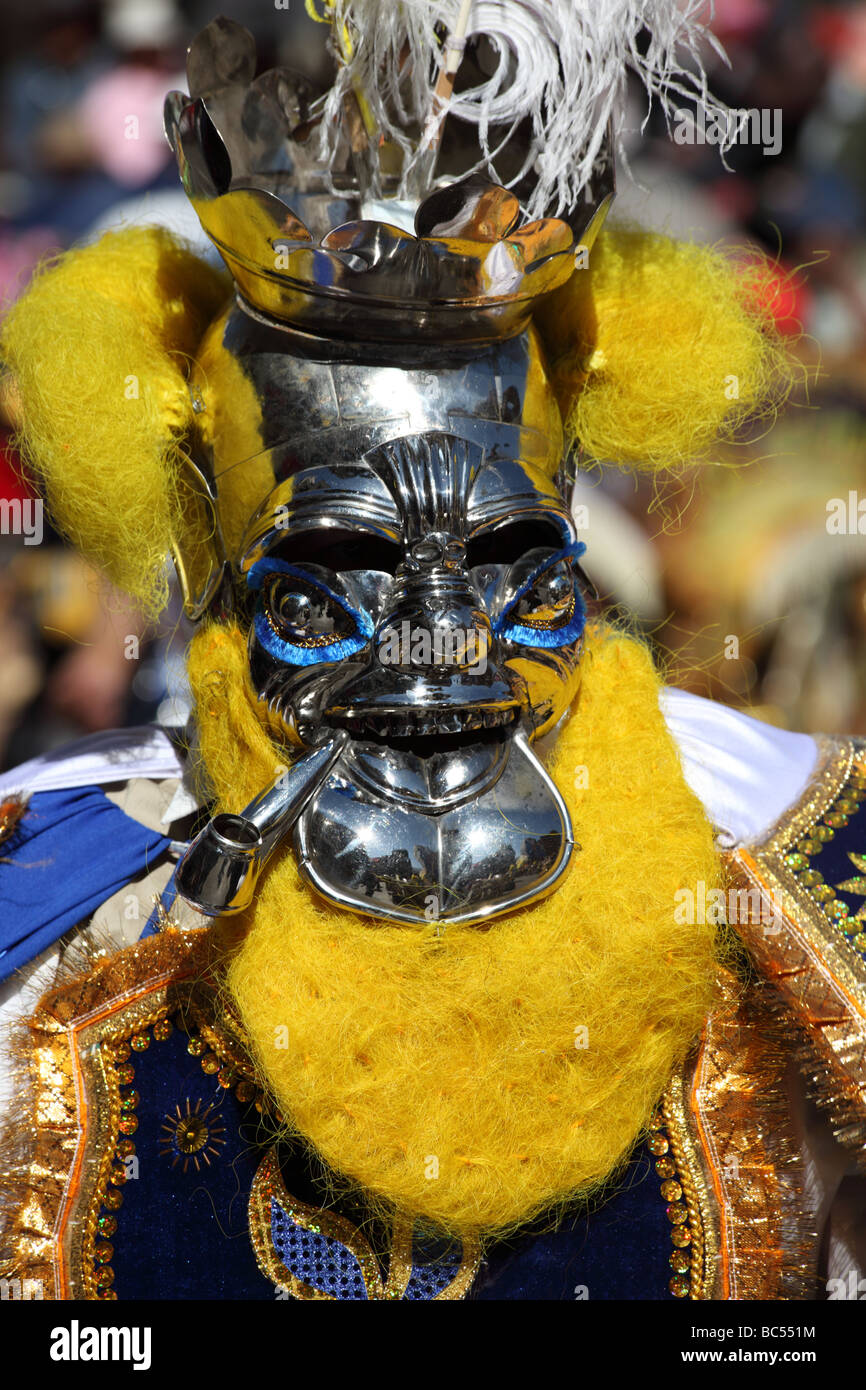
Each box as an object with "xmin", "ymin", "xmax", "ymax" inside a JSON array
[{"xmin": 175, "ymin": 731, "xmax": 347, "ymax": 916}]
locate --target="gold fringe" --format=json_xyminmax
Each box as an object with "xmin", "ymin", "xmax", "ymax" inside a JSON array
[
  {"xmin": 0, "ymin": 930, "xmax": 205, "ymax": 1299},
  {"xmin": 673, "ymin": 964, "xmax": 815, "ymax": 1300}
]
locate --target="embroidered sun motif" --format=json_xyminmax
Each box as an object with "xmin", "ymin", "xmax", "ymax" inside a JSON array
[
  {"xmin": 834, "ymin": 851, "xmax": 866, "ymax": 923},
  {"xmin": 159, "ymin": 1098, "xmax": 226, "ymax": 1173}
]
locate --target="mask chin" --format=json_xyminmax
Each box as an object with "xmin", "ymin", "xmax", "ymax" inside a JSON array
[{"xmin": 291, "ymin": 722, "xmax": 574, "ymax": 925}]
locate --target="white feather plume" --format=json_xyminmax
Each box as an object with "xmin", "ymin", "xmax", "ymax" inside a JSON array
[{"xmin": 316, "ymin": 0, "xmax": 732, "ymax": 218}]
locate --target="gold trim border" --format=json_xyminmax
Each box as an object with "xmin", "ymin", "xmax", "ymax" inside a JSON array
[
  {"xmin": 2, "ymin": 930, "xmax": 204, "ymax": 1300},
  {"xmin": 249, "ymin": 1147, "xmax": 480, "ymax": 1301},
  {"xmin": 674, "ymin": 967, "xmax": 813, "ymax": 1301},
  {"xmin": 67, "ymin": 991, "xmax": 177, "ymax": 1298},
  {"xmin": 661, "ymin": 1070, "xmax": 718, "ymax": 1300},
  {"xmin": 730, "ymin": 737, "xmax": 866, "ymax": 1160}
]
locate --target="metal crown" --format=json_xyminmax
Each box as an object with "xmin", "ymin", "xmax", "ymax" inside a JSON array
[{"xmin": 164, "ymin": 17, "xmax": 591, "ymax": 343}]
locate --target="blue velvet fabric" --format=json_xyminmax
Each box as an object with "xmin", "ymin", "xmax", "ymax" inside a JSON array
[
  {"xmin": 112, "ymin": 1023, "xmax": 271, "ymax": 1300},
  {"xmin": 472, "ymin": 1149, "xmax": 671, "ymax": 1300},
  {"xmin": 113, "ymin": 1022, "xmax": 473, "ymax": 1299},
  {"xmin": 0, "ymin": 787, "xmax": 172, "ymax": 984},
  {"xmin": 110, "ymin": 1019, "xmax": 672, "ymax": 1300}
]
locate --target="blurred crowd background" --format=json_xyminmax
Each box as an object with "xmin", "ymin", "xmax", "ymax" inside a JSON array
[{"xmin": 0, "ymin": 0, "xmax": 864, "ymax": 771}]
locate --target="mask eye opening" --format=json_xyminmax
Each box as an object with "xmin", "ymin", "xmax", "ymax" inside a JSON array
[
  {"xmin": 261, "ymin": 528, "xmax": 402, "ymax": 576},
  {"xmin": 466, "ymin": 519, "xmax": 567, "ymax": 572}
]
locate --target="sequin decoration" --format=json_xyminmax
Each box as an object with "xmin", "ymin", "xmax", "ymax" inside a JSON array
[
  {"xmin": 402, "ymin": 1238, "xmax": 464, "ymax": 1299},
  {"xmin": 2, "ymin": 925, "xmax": 206, "ymax": 1301},
  {"xmin": 249, "ymin": 1148, "xmax": 479, "ymax": 1300},
  {"xmin": 647, "ymin": 1109, "xmax": 697, "ymax": 1298},
  {"xmin": 271, "ymin": 1204, "xmax": 371, "ymax": 1299},
  {"xmin": 159, "ymin": 1098, "xmax": 227, "ymax": 1173},
  {"xmin": 775, "ymin": 764, "xmax": 866, "ymax": 957},
  {"xmin": 87, "ymin": 1001, "xmax": 186, "ymax": 1297},
  {"xmin": 89, "ymin": 1031, "xmax": 139, "ymax": 1299},
  {"xmin": 834, "ymin": 851, "xmax": 866, "ymax": 931},
  {"xmin": 269, "ymin": 1213, "xmax": 466, "ymax": 1302}
]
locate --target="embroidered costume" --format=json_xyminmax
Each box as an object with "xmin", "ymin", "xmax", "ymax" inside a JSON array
[{"xmin": 1, "ymin": 7, "xmax": 864, "ymax": 1301}]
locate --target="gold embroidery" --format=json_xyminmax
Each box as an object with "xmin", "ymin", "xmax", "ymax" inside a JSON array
[
  {"xmin": 185, "ymin": 982, "xmax": 259, "ymax": 1085},
  {"xmin": 0, "ymin": 930, "xmax": 206, "ymax": 1300},
  {"xmin": 660, "ymin": 1071, "xmax": 718, "ymax": 1299},
  {"xmin": 833, "ymin": 853, "xmax": 866, "ymax": 923},
  {"xmin": 728, "ymin": 738, "xmax": 866, "ymax": 1160},
  {"xmin": 159, "ymin": 1098, "xmax": 227, "ymax": 1172},
  {"xmin": 249, "ymin": 1147, "xmax": 480, "ymax": 1300},
  {"xmin": 674, "ymin": 968, "xmax": 813, "ymax": 1300}
]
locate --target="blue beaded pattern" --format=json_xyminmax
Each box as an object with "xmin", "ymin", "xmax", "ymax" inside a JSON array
[{"xmin": 272, "ymin": 1204, "xmax": 370, "ymax": 1300}]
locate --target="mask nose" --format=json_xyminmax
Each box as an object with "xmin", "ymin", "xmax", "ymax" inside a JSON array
[
  {"xmin": 376, "ymin": 533, "xmax": 491, "ymax": 673},
  {"xmin": 323, "ymin": 528, "xmax": 524, "ymax": 730}
]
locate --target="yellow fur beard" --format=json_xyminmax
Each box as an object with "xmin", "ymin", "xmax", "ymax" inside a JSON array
[{"xmin": 188, "ymin": 621, "xmax": 721, "ymax": 1239}]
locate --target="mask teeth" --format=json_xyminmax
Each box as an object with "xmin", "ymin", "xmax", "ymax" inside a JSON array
[{"xmin": 330, "ymin": 706, "xmax": 517, "ymax": 741}]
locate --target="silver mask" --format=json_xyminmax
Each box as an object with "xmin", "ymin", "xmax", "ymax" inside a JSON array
[{"xmin": 170, "ymin": 19, "xmax": 614, "ymax": 927}]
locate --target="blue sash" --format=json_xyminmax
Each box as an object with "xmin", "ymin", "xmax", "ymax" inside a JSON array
[{"xmin": 0, "ymin": 786, "xmax": 173, "ymax": 983}]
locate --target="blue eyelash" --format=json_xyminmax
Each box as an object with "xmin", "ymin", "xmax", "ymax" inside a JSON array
[
  {"xmin": 247, "ymin": 557, "xmax": 373, "ymax": 666},
  {"xmin": 494, "ymin": 541, "xmax": 587, "ymax": 649},
  {"xmin": 252, "ymin": 609, "xmax": 371, "ymax": 666}
]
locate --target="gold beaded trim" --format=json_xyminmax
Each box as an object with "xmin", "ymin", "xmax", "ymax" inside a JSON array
[
  {"xmin": 729, "ymin": 739, "xmax": 866, "ymax": 1161},
  {"xmin": 650, "ymin": 1069, "xmax": 720, "ymax": 1300},
  {"xmin": 0, "ymin": 930, "xmax": 207, "ymax": 1300},
  {"xmin": 758, "ymin": 740, "xmax": 866, "ymax": 959},
  {"xmin": 647, "ymin": 1100, "xmax": 711, "ymax": 1299},
  {"xmin": 81, "ymin": 1015, "xmax": 166, "ymax": 1300},
  {"xmin": 184, "ymin": 982, "xmax": 260, "ymax": 1087},
  {"xmin": 249, "ymin": 1147, "xmax": 480, "ymax": 1301},
  {"xmin": 82, "ymin": 1003, "xmax": 267, "ymax": 1300},
  {"xmin": 183, "ymin": 1022, "xmax": 265, "ymax": 1109}
]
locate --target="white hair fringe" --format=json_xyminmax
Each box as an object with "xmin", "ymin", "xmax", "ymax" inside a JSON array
[{"xmin": 316, "ymin": 0, "xmax": 732, "ymax": 218}]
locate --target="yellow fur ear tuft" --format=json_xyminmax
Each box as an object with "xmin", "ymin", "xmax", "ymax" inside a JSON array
[
  {"xmin": 1, "ymin": 226, "xmax": 228, "ymax": 616},
  {"xmin": 536, "ymin": 223, "xmax": 796, "ymax": 471}
]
